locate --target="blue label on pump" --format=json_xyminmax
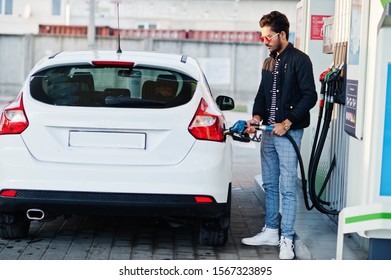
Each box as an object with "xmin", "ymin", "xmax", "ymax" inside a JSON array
[{"xmin": 380, "ymin": 63, "xmax": 391, "ymax": 196}]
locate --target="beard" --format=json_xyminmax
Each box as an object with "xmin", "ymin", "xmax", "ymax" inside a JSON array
[
  {"xmin": 266, "ymin": 38, "xmax": 283, "ymax": 57},
  {"xmin": 274, "ymin": 40, "xmax": 283, "ymax": 53}
]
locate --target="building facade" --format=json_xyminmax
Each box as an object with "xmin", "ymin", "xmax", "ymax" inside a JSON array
[{"xmin": 0, "ymin": 0, "xmax": 299, "ymax": 34}]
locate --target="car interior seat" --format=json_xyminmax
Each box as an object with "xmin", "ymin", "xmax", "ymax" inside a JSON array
[
  {"xmin": 142, "ymin": 80, "xmax": 157, "ymax": 100},
  {"xmin": 72, "ymin": 72, "xmax": 95, "ymax": 106},
  {"xmin": 155, "ymin": 74, "xmax": 178, "ymax": 102}
]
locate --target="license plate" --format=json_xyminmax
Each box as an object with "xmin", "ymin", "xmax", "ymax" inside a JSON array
[{"xmin": 69, "ymin": 131, "xmax": 146, "ymax": 149}]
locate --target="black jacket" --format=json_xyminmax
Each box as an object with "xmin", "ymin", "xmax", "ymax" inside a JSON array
[{"xmin": 252, "ymin": 43, "xmax": 317, "ymax": 129}]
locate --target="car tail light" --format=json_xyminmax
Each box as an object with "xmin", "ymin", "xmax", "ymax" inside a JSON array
[
  {"xmin": 194, "ymin": 196, "xmax": 214, "ymax": 203},
  {"xmin": 92, "ymin": 61, "xmax": 134, "ymax": 67},
  {"xmin": 188, "ymin": 98, "xmax": 224, "ymax": 142},
  {"xmin": 0, "ymin": 190, "xmax": 17, "ymax": 197},
  {"xmin": 0, "ymin": 93, "xmax": 29, "ymax": 135}
]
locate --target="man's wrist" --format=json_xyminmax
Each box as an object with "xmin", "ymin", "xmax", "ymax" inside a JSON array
[{"xmin": 282, "ymin": 119, "xmax": 292, "ymax": 131}]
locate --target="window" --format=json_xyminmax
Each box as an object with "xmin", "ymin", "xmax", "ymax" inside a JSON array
[
  {"xmin": 31, "ymin": 65, "xmax": 196, "ymax": 108},
  {"xmin": 137, "ymin": 23, "xmax": 157, "ymax": 30},
  {"xmin": 0, "ymin": 0, "xmax": 13, "ymax": 15},
  {"xmin": 52, "ymin": 0, "xmax": 61, "ymax": 16}
]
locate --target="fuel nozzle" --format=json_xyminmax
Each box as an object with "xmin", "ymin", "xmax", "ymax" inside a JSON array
[
  {"xmin": 225, "ymin": 120, "xmax": 251, "ymax": 142},
  {"xmin": 225, "ymin": 120, "xmax": 275, "ymax": 143},
  {"xmin": 228, "ymin": 120, "xmax": 246, "ymax": 136},
  {"xmin": 325, "ymin": 63, "xmax": 344, "ymax": 83},
  {"xmin": 319, "ymin": 66, "xmax": 333, "ymax": 83}
]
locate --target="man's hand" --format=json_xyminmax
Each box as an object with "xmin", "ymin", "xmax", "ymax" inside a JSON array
[
  {"xmin": 271, "ymin": 119, "xmax": 292, "ymax": 136},
  {"xmin": 244, "ymin": 116, "xmax": 261, "ymax": 134}
]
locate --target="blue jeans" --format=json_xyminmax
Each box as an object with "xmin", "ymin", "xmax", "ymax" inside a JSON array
[{"xmin": 260, "ymin": 129, "xmax": 303, "ymax": 240}]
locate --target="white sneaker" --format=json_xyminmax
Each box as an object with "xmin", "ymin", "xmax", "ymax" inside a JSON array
[
  {"xmin": 241, "ymin": 226, "xmax": 279, "ymax": 246},
  {"xmin": 279, "ymin": 236, "xmax": 295, "ymax": 260}
]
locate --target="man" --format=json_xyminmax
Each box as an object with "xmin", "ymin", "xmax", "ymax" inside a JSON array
[{"xmin": 241, "ymin": 11, "xmax": 317, "ymax": 260}]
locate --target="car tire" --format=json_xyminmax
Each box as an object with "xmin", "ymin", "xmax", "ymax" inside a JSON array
[
  {"xmin": 198, "ymin": 221, "xmax": 229, "ymax": 246},
  {"xmin": 198, "ymin": 186, "xmax": 231, "ymax": 246},
  {"xmin": 0, "ymin": 212, "xmax": 31, "ymax": 239}
]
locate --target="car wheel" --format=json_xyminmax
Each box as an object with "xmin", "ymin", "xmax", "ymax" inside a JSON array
[
  {"xmin": 198, "ymin": 187, "xmax": 231, "ymax": 246},
  {"xmin": 198, "ymin": 220, "xmax": 229, "ymax": 246},
  {"xmin": 0, "ymin": 212, "xmax": 31, "ymax": 239}
]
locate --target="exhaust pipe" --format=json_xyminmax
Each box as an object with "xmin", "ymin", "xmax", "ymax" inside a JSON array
[{"xmin": 26, "ymin": 209, "xmax": 45, "ymax": 220}]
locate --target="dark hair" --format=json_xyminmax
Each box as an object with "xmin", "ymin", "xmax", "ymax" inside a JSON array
[{"xmin": 259, "ymin": 11, "xmax": 290, "ymax": 40}]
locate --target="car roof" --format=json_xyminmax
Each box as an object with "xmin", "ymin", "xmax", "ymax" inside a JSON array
[{"xmin": 29, "ymin": 50, "xmax": 201, "ymax": 80}]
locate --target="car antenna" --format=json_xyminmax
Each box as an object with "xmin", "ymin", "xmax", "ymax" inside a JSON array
[{"xmin": 115, "ymin": 1, "xmax": 122, "ymax": 54}]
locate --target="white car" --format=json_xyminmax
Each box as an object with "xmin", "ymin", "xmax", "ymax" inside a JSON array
[{"xmin": 0, "ymin": 50, "xmax": 235, "ymax": 246}]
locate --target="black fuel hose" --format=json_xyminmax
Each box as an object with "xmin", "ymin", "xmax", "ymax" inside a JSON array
[
  {"xmin": 284, "ymin": 132, "xmax": 312, "ymax": 211},
  {"xmin": 307, "ymin": 97, "xmax": 339, "ymax": 215},
  {"xmin": 307, "ymin": 66, "xmax": 344, "ymax": 215}
]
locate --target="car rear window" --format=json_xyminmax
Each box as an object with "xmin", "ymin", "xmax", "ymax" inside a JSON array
[{"xmin": 30, "ymin": 65, "xmax": 197, "ymax": 108}]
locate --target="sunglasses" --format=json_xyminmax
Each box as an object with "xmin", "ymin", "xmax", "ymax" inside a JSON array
[{"xmin": 259, "ymin": 33, "xmax": 280, "ymax": 44}]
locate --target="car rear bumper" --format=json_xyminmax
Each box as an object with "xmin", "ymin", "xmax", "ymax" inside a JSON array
[
  {"xmin": 0, "ymin": 189, "xmax": 229, "ymax": 218},
  {"xmin": 0, "ymin": 137, "xmax": 232, "ymax": 203}
]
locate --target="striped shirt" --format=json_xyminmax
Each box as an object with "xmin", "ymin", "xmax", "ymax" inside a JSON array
[{"xmin": 268, "ymin": 58, "xmax": 280, "ymax": 124}]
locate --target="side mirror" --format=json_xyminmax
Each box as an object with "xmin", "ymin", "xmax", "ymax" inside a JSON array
[{"xmin": 216, "ymin": 95, "xmax": 235, "ymax": 111}]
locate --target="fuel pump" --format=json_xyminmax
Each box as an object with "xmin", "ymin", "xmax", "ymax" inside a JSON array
[{"xmin": 336, "ymin": 1, "xmax": 391, "ymax": 260}]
